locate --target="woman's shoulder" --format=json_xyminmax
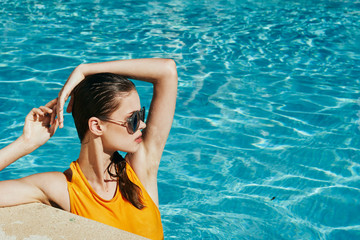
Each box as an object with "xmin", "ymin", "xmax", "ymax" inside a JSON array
[
  {"xmin": 33, "ymin": 171, "xmax": 69, "ymax": 195},
  {"xmin": 19, "ymin": 171, "xmax": 70, "ymax": 211},
  {"xmin": 46, "ymin": 171, "xmax": 71, "ymax": 211},
  {"xmin": 23, "ymin": 171, "xmax": 68, "ymax": 184}
]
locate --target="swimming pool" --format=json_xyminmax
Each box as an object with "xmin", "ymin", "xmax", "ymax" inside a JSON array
[{"xmin": 1, "ymin": 0, "xmax": 360, "ymax": 239}]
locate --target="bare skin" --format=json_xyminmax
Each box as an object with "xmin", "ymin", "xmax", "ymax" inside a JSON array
[
  {"xmin": 0, "ymin": 58, "xmax": 178, "ymax": 211},
  {"xmin": 0, "ymin": 99, "xmax": 69, "ymax": 209}
]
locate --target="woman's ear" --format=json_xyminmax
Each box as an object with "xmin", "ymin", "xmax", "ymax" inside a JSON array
[{"xmin": 88, "ymin": 117, "xmax": 104, "ymax": 136}]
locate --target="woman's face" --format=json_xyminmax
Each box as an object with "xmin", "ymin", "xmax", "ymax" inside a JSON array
[{"xmin": 101, "ymin": 90, "xmax": 146, "ymax": 154}]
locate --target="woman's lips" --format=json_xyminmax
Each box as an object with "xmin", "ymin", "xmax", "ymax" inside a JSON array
[{"xmin": 135, "ymin": 135, "xmax": 142, "ymax": 143}]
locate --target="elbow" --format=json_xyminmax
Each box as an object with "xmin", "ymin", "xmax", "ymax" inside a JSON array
[{"xmin": 163, "ymin": 59, "xmax": 178, "ymax": 83}]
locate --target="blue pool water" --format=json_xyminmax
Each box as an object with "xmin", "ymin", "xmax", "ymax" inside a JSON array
[{"xmin": 1, "ymin": 0, "xmax": 360, "ymax": 239}]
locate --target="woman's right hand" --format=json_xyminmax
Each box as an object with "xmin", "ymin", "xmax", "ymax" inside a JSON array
[
  {"xmin": 0, "ymin": 99, "xmax": 59, "ymax": 172},
  {"xmin": 22, "ymin": 98, "xmax": 59, "ymax": 149}
]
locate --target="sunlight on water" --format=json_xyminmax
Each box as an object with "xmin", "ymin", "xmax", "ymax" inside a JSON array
[{"xmin": 1, "ymin": 0, "xmax": 360, "ymax": 239}]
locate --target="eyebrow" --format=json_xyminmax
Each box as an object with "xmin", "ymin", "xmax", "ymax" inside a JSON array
[{"xmin": 126, "ymin": 108, "xmax": 141, "ymax": 117}]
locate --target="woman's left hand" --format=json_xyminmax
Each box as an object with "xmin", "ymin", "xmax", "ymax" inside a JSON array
[
  {"xmin": 22, "ymin": 98, "xmax": 59, "ymax": 149},
  {"xmin": 56, "ymin": 65, "xmax": 85, "ymax": 128}
]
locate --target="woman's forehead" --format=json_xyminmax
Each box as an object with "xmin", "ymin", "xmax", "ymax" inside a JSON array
[{"xmin": 114, "ymin": 91, "xmax": 141, "ymax": 116}]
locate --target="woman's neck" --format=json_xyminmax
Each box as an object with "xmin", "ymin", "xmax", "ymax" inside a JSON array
[
  {"xmin": 75, "ymin": 133, "xmax": 118, "ymax": 201},
  {"xmin": 77, "ymin": 135, "xmax": 114, "ymax": 186}
]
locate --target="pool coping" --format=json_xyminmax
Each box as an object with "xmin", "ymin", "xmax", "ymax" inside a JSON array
[{"xmin": 0, "ymin": 203, "xmax": 148, "ymax": 240}]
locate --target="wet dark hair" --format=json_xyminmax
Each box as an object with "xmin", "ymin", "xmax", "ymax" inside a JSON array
[{"xmin": 71, "ymin": 72, "xmax": 145, "ymax": 209}]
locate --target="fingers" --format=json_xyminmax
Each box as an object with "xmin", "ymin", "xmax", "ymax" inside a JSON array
[
  {"xmin": 57, "ymin": 66, "xmax": 85, "ymax": 128},
  {"xmin": 28, "ymin": 107, "xmax": 50, "ymax": 119},
  {"xmin": 27, "ymin": 99, "xmax": 58, "ymax": 122},
  {"xmin": 50, "ymin": 104, "xmax": 56, "ymax": 126},
  {"xmin": 57, "ymin": 89, "xmax": 69, "ymax": 129},
  {"xmin": 44, "ymin": 98, "xmax": 58, "ymax": 108},
  {"xmin": 49, "ymin": 118, "xmax": 60, "ymax": 136},
  {"xmin": 57, "ymin": 104, "xmax": 64, "ymax": 129},
  {"xmin": 31, "ymin": 108, "xmax": 45, "ymax": 117},
  {"xmin": 39, "ymin": 106, "xmax": 53, "ymax": 115},
  {"xmin": 41, "ymin": 98, "xmax": 57, "ymax": 125}
]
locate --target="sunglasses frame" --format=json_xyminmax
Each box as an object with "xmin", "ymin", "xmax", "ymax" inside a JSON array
[{"xmin": 101, "ymin": 107, "xmax": 145, "ymax": 134}]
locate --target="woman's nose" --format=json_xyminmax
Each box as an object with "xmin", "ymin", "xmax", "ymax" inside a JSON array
[{"xmin": 139, "ymin": 120, "xmax": 146, "ymax": 130}]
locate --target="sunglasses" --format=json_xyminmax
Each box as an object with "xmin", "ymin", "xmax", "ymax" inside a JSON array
[{"xmin": 102, "ymin": 107, "xmax": 145, "ymax": 134}]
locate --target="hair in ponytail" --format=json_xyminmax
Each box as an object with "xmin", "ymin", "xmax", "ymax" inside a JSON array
[
  {"xmin": 71, "ymin": 73, "xmax": 144, "ymax": 209},
  {"xmin": 107, "ymin": 152, "xmax": 144, "ymax": 209}
]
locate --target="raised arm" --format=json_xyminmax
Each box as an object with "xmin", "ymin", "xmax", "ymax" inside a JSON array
[
  {"xmin": 57, "ymin": 59, "xmax": 178, "ymax": 204},
  {"xmin": 57, "ymin": 58, "xmax": 177, "ymax": 160},
  {"xmin": 0, "ymin": 99, "xmax": 59, "ymax": 171},
  {"xmin": 0, "ymin": 99, "xmax": 68, "ymax": 209}
]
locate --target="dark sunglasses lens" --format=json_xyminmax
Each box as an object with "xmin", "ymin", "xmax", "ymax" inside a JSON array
[
  {"xmin": 132, "ymin": 113, "xmax": 138, "ymax": 133},
  {"xmin": 128, "ymin": 107, "xmax": 145, "ymax": 134},
  {"xmin": 140, "ymin": 107, "xmax": 145, "ymax": 122}
]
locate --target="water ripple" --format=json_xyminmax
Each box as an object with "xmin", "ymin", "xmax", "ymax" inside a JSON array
[{"xmin": 1, "ymin": 0, "xmax": 360, "ymax": 239}]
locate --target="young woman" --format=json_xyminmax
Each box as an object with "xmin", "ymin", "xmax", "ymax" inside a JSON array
[{"xmin": 0, "ymin": 58, "xmax": 178, "ymax": 240}]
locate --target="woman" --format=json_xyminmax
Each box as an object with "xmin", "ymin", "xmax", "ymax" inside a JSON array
[{"xmin": 0, "ymin": 58, "xmax": 178, "ymax": 240}]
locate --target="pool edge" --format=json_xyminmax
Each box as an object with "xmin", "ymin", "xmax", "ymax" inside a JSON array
[{"xmin": 0, "ymin": 202, "xmax": 148, "ymax": 240}]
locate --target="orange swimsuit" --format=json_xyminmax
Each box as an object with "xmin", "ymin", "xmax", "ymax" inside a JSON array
[{"xmin": 67, "ymin": 160, "xmax": 164, "ymax": 240}]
